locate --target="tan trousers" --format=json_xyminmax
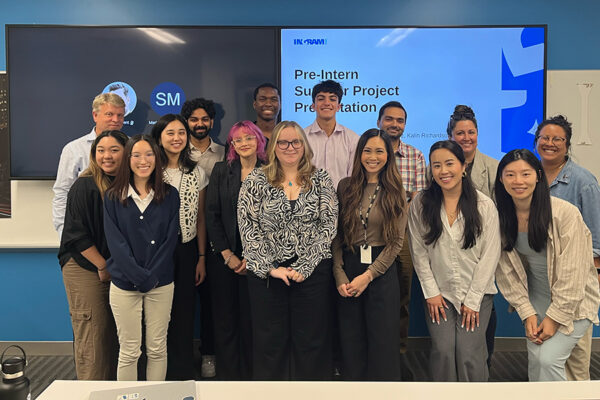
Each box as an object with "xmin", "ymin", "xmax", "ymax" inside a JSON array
[
  {"xmin": 110, "ymin": 282, "xmax": 174, "ymax": 381},
  {"xmin": 565, "ymin": 324, "xmax": 593, "ymax": 380},
  {"xmin": 62, "ymin": 259, "xmax": 118, "ymax": 380}
]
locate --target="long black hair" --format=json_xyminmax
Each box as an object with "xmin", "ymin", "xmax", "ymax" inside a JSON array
[
  {"xmin": 494, "ymin": 149, "xmax": 551, "ymax": 252},
  {"xmin": 421, "ymin": 140, "xmax": 482, "ymax": 249},
  {"xmin": 150, "ymin": 113, "xmax": 197, "ymax": 173},
  {"xmin": 340, "ymin": 129, "xmax": 406, "ymax": 250},
  {"xmin": 107, "ymin": 135, "xmax": 169, "ymax": 206}
]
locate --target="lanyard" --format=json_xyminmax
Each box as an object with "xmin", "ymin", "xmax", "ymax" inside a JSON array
[{"xmin": 359, "ymin": 184, "xmax": 380, "ymax": 249}]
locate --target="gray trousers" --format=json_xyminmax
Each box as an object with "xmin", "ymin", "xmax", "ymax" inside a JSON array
[{"xmin": 425, "ymin": 294, "xmax": 494, "ymax": 381}]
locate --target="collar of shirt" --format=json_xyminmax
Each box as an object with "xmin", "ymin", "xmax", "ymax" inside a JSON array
[
  {"xmin": 553, "ymin": 157, "xmax": 573, "ymax": 186},
  {"xmin": 306, "ymin": 120, "xmax": 344, "ymax": 136},
  {"xmin": 191, "ymin": 138, "xmax": 219, "ymax": 155},
  {"xmin": 394, "ymin": 140, "xmax": 409, "ymax": 158},
  {"xmin": 87, "ymin": 127, "xmax": 98, "ymax": 143},
  {"xmin": 128, "ymin": 184, "xmax": 155, "ymax": 204}
]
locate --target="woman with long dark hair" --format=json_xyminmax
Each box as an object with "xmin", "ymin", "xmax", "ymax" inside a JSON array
[
  {"xmin": 494, "ymin": 149, "xmax": 600, "ymax": 381},
  {"xmin": 150, "ymin": 114, "xmax": 209, "ymax": 380},
  {"xmin": 59, "ymin": 130, "xmax": 128, "ymax": 380},
  {"xmin": 237, "ymin": 121, "xmax": 338, "ymax": 380},
  {"xmin": 104, "ymin": 134, "xmax": 180, "ymax": 381},
  {"xmin": 333, "ymin": 129, "xmax": 407, "ymax": 381},
  {"xmin": 205, "ymin": 120, "xmax": 267, "ymax": 380},
  {"xmin": 408, "ymin": 140, "xmax": 500, "ymax": 381}
]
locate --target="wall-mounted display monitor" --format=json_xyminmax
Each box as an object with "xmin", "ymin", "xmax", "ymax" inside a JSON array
[
  {"xmin": 7, "ymin": 26, "xmax": 278, "ymax": 179},
  {"xmin": 281, "ymin": 26, "xmax": 546, "ymax": 160},
  {"xmin": 7, "ymin": 25, "xmax": 545, "ymax": 178}
]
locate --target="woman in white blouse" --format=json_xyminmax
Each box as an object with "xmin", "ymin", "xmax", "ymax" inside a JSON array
[
  {"xmin": 151, "ymin": 114, "xmax": 209, "ymax": 380},
  {"xmin": 408, "ymin": 140, "xmax": 500, "ymax": 381}
]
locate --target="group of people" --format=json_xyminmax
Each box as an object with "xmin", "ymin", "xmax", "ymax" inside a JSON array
[{"xmin": 54, "ymin": 79, "xmax": 600, "ymax": 383}]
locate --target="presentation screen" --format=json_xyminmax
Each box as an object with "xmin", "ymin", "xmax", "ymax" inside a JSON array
[
  {"xmin": 7, "ymin": 26, "xmax": 278, "ymax": 179},
  {"xmin": 281, "ymin": 26, "xmax": 546, "ymax": 160}
]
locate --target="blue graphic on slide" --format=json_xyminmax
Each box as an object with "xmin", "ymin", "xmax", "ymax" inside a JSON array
[
  {"xmin": 280, "ymin": 27, "xmax": 545, "ymax": 160},
  {"xmin": 500, "ymin": 27, "xmax": 544, "ymax": 153}
]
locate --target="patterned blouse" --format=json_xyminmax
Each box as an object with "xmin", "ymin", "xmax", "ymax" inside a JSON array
[
  {"xmin": 237, "ymin": 167, "xmax": 338, "ymax": 279},
  {"xmin": 163, "ymin": 165, "xmax": 209, "ymax": 243}
]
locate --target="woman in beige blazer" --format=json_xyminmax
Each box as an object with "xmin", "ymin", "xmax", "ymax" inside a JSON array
[{"xmin": 446, "ymin": 105, "xmax": 498, "ymax": 198}]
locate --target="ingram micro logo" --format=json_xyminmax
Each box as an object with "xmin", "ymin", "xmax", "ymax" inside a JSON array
[{"xmin": 293, "ymin": 38, "xmax": 327, "ymax": 45}]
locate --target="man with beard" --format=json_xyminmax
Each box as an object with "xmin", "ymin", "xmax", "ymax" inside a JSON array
[
  {"xmin": 252, "ymin": 83, "xmax": 281, "ymax": 141},
  {"xmin": 182, "ymin": 98, "xmax": 225, "ymax": 177},
  {"xmin": 181, "ymin": 97, "xmax": 224, "ymax": 379},
  {"xmin": 376, "ymin": 101, "xmax": 426, "ymax": 380}
]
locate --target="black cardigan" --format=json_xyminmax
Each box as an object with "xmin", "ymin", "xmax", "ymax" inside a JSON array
[
  {"xmin": 205, "ymin": 159, "xmax": 261, "ymax": 255},
  {"xmin": 58, "ymin": 176, "xmax": 111, "ymax": 272}
]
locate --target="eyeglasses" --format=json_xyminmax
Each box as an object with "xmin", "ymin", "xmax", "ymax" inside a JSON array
[
  {"xmin": 231, "ymin": 136, "xmax": 257, "ymax": 145},
  {"xmin": 130, "ymin": 152, "xmax": 155, "ymax": 160},
  {"xmin": 538, "ymin": 135, "xmax": 566, "ymax": 145},
  {"xmin": 276, "ymin": 139, "xmax": 303, "ymax": 150}
]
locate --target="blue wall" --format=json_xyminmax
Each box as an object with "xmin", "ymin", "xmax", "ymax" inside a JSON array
[{"xmin": 2, "ymin": 0, "xmax": 600, "ymax": 340}]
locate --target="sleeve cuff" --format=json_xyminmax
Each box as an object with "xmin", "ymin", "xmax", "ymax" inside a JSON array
[
  {"xmin": 137, "ymin": 274, "xmax": 159, "ymax": 293},
  {"xmin": 463, "ymin": 290, "xmax": 484, "ymax": 312},
  {"xmin": 515, "ymin": 303, "xmax": 537, "ymax": 322},
  {"xmin": 545, "ymin": 303, "xmax": 571, "ymax": 327}
]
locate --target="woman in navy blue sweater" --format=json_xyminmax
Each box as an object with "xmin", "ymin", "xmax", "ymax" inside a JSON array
[{"xmin": 104, "ymin": 134, "xmax": 180, "ymax": 381}]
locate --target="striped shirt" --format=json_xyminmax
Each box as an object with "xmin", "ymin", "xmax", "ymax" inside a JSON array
[
  {"xmin": 496, "ymin": 197, "xmax": 600, "ymax": 335},
  {"xmin": 394, "ymin": 140, "xmax": 426, "ymax": 197}
]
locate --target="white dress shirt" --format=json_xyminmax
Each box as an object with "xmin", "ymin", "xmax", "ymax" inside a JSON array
[
  {"xmin": 408, "ymin": 191, "xmax": 501, "ymax": 312},
  {"xmin": 52, "ymin": 128, "xmax": 97, "ymax": 237}
]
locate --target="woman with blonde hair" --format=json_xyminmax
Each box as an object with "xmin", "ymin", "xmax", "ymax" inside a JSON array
[{"xmin": 237, "ymin": 120, "xmax": 338, "ymax": 380}]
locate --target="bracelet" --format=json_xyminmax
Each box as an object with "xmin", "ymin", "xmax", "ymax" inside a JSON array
[
  {"xmin": 198, "ymin": 254, "xmax": 205, "ymax": 257},
  {"xmin": 224, "ymin": 253, "xmax": 233, "ymax": 265},
  {"xmin": 366, "ymin": 270, "xmax": 373, "ymax": 282}
]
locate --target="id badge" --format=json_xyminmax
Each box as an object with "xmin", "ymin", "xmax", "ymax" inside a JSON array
[{"xmin": 360, "ymin": 245, "xmax": 372, "ymax": 264}]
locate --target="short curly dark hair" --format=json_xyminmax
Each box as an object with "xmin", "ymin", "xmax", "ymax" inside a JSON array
[
  {"xmin": 181, "ymin": 98, "xmax": 216, "ymax": 120},
  {"xmin": 534, "ymin": 115, "xmax": 572, "ymax": 151}
]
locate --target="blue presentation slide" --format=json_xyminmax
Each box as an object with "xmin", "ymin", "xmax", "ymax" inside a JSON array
[{"xmin": 281, "ymin": 27, "xmax": 545, "ymax": 160}]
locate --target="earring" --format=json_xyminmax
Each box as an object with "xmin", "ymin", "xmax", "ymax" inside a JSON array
[{"xmin": 462, "ymin": 171, "xmax": 467, "ymax": 178}]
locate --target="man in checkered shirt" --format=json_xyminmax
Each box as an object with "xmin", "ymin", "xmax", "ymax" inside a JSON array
[{"xmin": 376, "ymin": 100, "xmax": 426, "ymax": 381}]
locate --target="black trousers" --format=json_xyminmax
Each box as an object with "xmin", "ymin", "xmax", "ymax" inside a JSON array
[
  {"xmin": 208, "ymin": 250, "xmax": 252, "ymax": 380},
  {"xmin": 247, "ymin": 258, "xmax": 333, "ymax": 381},
  {"xmin": 337, "ymin": 246, "xmax": 401, "ymax": 381},
  {"xmin": 197, "ymin": 247, "xmax": 215, "ymax": 356},
  {"xmin": 166, "ymin": 238, "xmax": 198, "ymax": 380}
]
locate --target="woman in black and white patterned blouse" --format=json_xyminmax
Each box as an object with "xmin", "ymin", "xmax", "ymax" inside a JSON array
[{"xmin": 237, "ymin": 120, "xmax": 338, "ymax": 380}]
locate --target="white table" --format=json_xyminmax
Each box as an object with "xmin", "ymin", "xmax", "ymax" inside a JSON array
[{"xmin": 37, "ymin": 379, "xmax": 600, "ymax": 400}]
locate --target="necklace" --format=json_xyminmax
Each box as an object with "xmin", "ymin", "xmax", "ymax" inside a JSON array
[{"xmin": 288, "ymin": 180, "xmax": 293, "ymax": 187}]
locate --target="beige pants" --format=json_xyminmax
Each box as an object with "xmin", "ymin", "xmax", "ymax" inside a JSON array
[
  {"xmin": 62, "ymin": 259, "xmax": 118, "ymax": 380},
  {"xmin": 110, "ymin": 282, "xmax": 174, "ymax": 381},
  {"xmin": 565, "ymin": 324, "xmax": 593, "ymax": 380}
]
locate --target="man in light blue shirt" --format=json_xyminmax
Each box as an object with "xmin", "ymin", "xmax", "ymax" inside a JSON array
[{"xmin": 52, "ymin": 93, "xmax": 125, "ymax": 237}]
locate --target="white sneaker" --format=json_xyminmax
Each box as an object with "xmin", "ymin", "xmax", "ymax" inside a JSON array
[{"xmin": 201, "ymin": 355, "xmax": 216, "ymax": 378}]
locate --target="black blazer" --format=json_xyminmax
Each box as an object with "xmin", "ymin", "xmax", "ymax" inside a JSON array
[{"xmin": 206, "ymin": 159, "xmax": 261, "ymax": 254}]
